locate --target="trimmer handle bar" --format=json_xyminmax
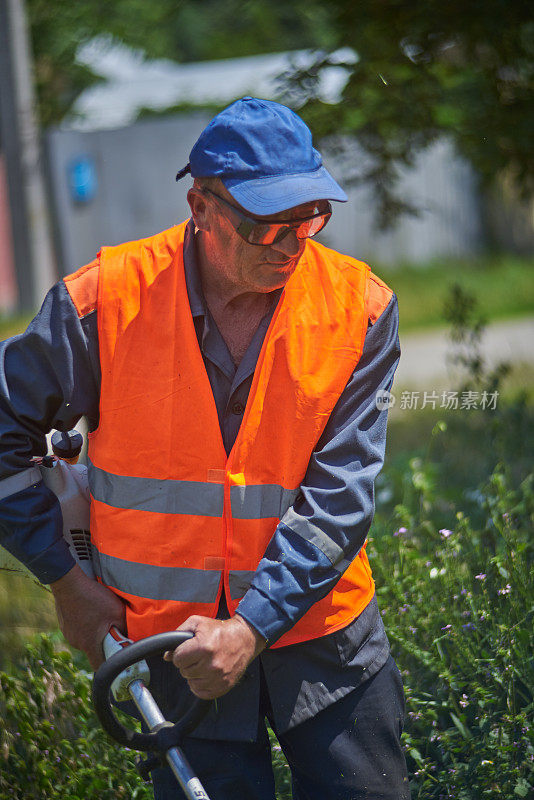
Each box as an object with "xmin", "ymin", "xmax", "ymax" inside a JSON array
[{"xmin": 92, "ymin": 631, "xmax": 211, "ymax": 751}]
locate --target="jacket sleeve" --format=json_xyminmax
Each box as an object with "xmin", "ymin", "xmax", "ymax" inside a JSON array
[
  {"xmin": 237, "ymin": 286, "xmax": 400, "ymax": 645},
  {"xmin": 0, "ymin": 277, "xmax": 100, "ymax": 584}
]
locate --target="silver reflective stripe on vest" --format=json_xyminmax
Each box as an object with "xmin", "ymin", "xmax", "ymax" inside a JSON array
[
  {"xmin": 0, "ymin": 467, "xmax": 42, "ymax": 501},
  {"xmin": 231, "ymin": 484, "xmax": 300, "ymax": 519},
  {"xmin": 88, "ymin": 460, "xmax": 224, "ymax": 516},
  {"xmin": 281, "ymin": 508, "xmax": 353, "ymax": 573},
  {"xmin": 228, "ymin": 570, "xmax": 257, "ymax": 600},
  {"xmin": 92, "ymin": 546, "xmax": 221, "ymax": 602}
]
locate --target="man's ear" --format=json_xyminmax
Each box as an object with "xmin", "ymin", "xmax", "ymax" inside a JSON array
[{"xmin": 187, "ymin": 187, "xmax": 210, "ymax": 232}]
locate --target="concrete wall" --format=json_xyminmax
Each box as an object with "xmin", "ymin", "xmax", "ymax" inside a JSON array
[
  {"xmin": 45, "ymin": 113, "xmax": 210, "ymax": 275},
  {"xmin": 320, "ymin": 138, "xmax": 484, "ymax": 266},
  {"xmin": 45, "ymin": 113, "xmax": 484, "ymax": 276}
]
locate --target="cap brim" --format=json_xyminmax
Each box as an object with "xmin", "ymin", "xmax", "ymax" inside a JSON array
[{"xmin": 223, "ymin": 166, "xmax": 347, "ymax": 215}]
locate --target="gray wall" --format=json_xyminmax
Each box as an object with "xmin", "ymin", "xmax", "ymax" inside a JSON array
[
  {"xmin": 321, "ymin": 137, "xmax": 483, "ymax": 266},
  {"xmin": 46, "ymin": 113, "xmax": 211, "ymax": 275},
  {"xmin": 46, "ymin": 114, "xmax": 484, "ymax": 276}
]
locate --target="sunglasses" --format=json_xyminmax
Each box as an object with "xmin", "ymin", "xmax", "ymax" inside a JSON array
[{"xmin": 200, "ymin": 188, "xmax": 332, "ymax": 246}]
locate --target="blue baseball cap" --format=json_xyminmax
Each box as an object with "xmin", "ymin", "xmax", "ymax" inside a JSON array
[{"xmin": 176, "ymin": 96, "xmax": 347, "ymax": 215}]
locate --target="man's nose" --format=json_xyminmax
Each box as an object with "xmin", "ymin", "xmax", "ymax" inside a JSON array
[{"xmin": 270, "ymin": 228, "xmax": 301, "ymax": 257}]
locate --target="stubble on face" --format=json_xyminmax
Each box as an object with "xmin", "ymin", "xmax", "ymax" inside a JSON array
[{"xmin": 194, "ymin": 178, "xmax": 326, "ymax": 302}]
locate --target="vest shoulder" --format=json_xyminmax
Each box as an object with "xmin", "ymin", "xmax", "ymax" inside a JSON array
[
  {"xmin": 367, "ymin": 270, "xmax": 394, "ymax": 324},
  {"xmin": 305, "ymin": 238, "xmax": 370, "ymax": 279},
  {"xmin": 100, "ymin": 223, "xmax": 187, "ymax": 264},
  {"xmin": 97, "ymin": 223, "xmax": 189, "ymax": 296},
  {"xmin": 305, "ymin": 240, "xmax": 394, "ymax": 324},
  {"xmin": 65, "ymin": 224, "xmax": 188, "ymax": 315},
  {"xmin": 63, "ymin": 258, "xmax": 99, "ymax": 318}
]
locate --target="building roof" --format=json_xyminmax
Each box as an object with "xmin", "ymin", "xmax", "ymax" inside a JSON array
[{"xmin": 67, "ymin": 36, "xmax": 355, "ymax": 131}]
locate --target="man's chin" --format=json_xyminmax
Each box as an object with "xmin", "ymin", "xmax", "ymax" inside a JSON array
[{"xmin": 260, "ymin": 265, "xmax": 297, "ymax": 290}]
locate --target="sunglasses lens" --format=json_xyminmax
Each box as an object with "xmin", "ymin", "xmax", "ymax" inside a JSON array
[
  {"xmin": 210, "ymin": 187, "xmax": 333, "ymax": 246},
  {"xmin": 247, "ymin": 224, "xmax": 279, "ymax": 245},
  {"xmin": 296, "ymin": 215, "xmax": 328, "ymax": 238},
  {"xmin": 246, "ymin": 212, "xmax": 331, "ymax": 245}
]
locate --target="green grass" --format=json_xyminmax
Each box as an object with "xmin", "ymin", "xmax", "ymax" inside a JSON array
[
  {"xmin": 376, "ymin": 254, "xmax": 534, "ymax": 335},
  {"xmin": 0, "ymin": 564, "xmax": 56, "ymax": 670},
  {"xmin": 0, "ymin": 313, "xmax": 33, "ymax": 340}
]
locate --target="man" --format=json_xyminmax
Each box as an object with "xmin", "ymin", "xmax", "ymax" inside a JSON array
[{"xmin": 0, "ymin": 97, "xmax": 409, "ymax": 799}]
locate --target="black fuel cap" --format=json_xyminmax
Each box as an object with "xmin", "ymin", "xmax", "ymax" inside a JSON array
[{"xmin": 51, "ymin": 429, "xmax": 84, "ymax": 459}]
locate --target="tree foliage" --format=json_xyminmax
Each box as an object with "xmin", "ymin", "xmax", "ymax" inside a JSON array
[
  {"xmin": 27, "ymin": 1, "xmax": 533, "ymax": 224},
  {"xmin": 27, "ymin": 0, "xmax": 332, "ymax": 127},
  {"xmin": 282, "ymin": 0, "xmax": 534, "ymax": 225}
]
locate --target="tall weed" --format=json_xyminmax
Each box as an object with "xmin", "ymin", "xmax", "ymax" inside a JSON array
[
  {"xmin": 371, "ymin": 464, "xmax": 533, "ymax": 799},
  {"xmin": 0, "ymin": 636, "xmax": 151, "ymax": 799}
]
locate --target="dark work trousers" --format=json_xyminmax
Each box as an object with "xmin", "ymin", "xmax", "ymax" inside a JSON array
[{"xmin": 150, "ymin": 654, "xmax": 411, "ymax": 800}]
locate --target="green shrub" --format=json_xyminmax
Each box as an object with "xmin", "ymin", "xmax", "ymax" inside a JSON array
[
  {"xmin": 0, "ymin": 569, "xmax": 56, "ymax": 671},
  {"xmin": 369, "ymin": 462, "xmax": 534, "ymax": 799},
  {"xmin": 0, "ymin": 635, "xmax": 293, "ymax": 799},
  {"xmin": 0, "ymin": 636, "xmax": 151, "ymax": 800}
]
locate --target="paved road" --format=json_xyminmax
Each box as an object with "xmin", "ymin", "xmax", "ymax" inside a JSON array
[{"xmin": 394, "ymin": 316, "xmax": 534, "ymax": 389}]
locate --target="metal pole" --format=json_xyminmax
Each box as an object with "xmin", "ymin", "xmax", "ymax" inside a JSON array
[
  {"xmin": 128, "ymin": 679, "xmax": 211, "ymax": 800},
  {"xmin": 0, "ymin": 0, "xmax": 33, "ymax": 310},
  {"xmin": 0, "ymin": 0, "xmax": 56, "ymax": 312}
]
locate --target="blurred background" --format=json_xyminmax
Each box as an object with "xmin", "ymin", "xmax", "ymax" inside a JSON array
[
  {"xmin": 0, "ymin": 3, "xmax": 533, "ymax": 798},
  {"xmin": 0, "ymin": 0, "xmax": 532, "ymax": 310},
  {"xmin": 1, "ymin": 0, "xmax": 533, "ymax": 388}
]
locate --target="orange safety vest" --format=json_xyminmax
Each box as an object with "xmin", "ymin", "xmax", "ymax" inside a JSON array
[{"xmin": 88, "ymin": 221, "xmax": 375, "ymax": 646}]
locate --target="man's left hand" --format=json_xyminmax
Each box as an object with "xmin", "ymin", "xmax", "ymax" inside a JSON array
[{"xmin": 163, "ymin": 614, "xmax": 266, "ymax": 699}]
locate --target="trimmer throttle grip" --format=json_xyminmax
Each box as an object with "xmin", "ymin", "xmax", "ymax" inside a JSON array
[{"xmin": 92, "ymin": 631, "xmax": 211, "ymax": 751}]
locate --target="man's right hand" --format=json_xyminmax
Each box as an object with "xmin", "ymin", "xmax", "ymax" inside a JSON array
[{"xmin": 50, "ymin": 564, "xmax": 126, "ymax": 669}]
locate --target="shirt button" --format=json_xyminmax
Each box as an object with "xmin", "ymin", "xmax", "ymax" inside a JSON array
[{"xmin": 231, "ymin": 402, "xmax": 245, "ymax": 415}]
